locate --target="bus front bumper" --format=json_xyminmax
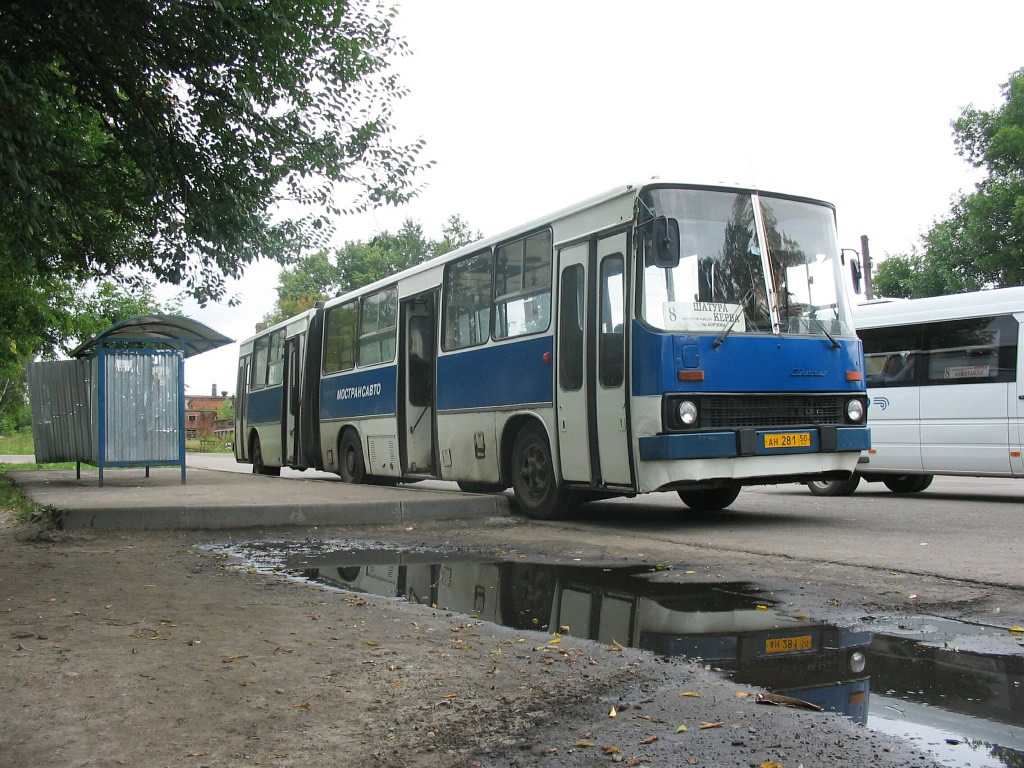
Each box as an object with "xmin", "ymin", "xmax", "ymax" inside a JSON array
[{"xmin": 638, "ymin": 427, "xmax": 871, "ymax": 461}]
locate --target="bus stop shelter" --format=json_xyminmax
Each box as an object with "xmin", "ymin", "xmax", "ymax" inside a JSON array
[{"xmin": 28, "ymin": 315, "xmax": 232, "ymax": 486}]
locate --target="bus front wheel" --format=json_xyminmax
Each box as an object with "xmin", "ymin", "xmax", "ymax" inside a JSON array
[
  {"xmin": 883, "ymin": 475, "xmax": 933, "ymax": 494},
  {"xmin": 339, "ymin": 430, "xmax": 366, "ymax": 484},
  {"xmin": 511, "ymin": 424, "xmax": 567, "ymax": 520},
  {"xmin": 677, "ymin": 485, "xmax": 740, "ymax": 512}
]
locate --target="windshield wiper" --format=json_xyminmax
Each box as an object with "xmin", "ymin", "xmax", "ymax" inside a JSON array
[
  {"xmin": 712, "ymin": 288, "xmax": 753, "ymax": 348},
  {"xmin": 807, "ymin": 313, "xmax": 841, "ymax": 349}
]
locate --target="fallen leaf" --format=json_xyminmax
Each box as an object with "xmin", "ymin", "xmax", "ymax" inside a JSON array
[
  {"xmin": 293, "ymin": 701, "xmax": 311, "ymax": 709},
  {"xmin": 601, "ymin": 746, "xmax": 621, "ymax": 754},
  {"xmin": 574, "ymin": 741, "xmax": 595, "ymax": 748},
  {"xmin": 735, "ymin": 691, "xmax": 752, "ymax": 698},
  {"xmin": 549, "ymin": 634, "xmax": 563, "ymax": 644},
  {"xmin": 637, "ymin": 715, "xmax": 665, "ymax": 723},
  {"xmin": 756, "ymin": 604, "xmax": 768, "ymax": 611},
  {"xmin": 361, "ymin": 641, "xmax": 379, "ymax": 647},
  {"xmin": 675, "ymin": 725, "xmax": 688, "ymax": 733},
  {"xmin": 755, "ymin": 692, "xmax": 822, "ymax": 711},
  {"xmin": 1009, "ymin": 626, "xmax": 1023, "ymax": 634},
  {"xmin": 699, "ymin": 721, "xmax": 725, "ymax": 730},
  {"xmin": 760, "ymin": 762, "xmax": 784, "ymax": 768},
  {"xmin": 222, "ymin": 654, "xmax": 249, "ymax": 663},
  {"xmin": 679, "ymin": 691, "xmax": 700, "ymax": 698},
  {"xmin": 609, "ymin": 706, "xmax": 617, "ymax": 717},
  {"xmin": 439, "ymin": 693, "xmax": 459, "ymax": 700},
  {"xmin": 638, "ymin": 735, "xmax": 660, "ymax": 745}
]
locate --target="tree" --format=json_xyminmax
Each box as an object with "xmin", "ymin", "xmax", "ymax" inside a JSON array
[
  {"xmin": 0, "ymin": 278, "xmax": 174, "ymax": 433},
  {"xmin": 264, "ymin": 215, "xmax": 481, "ymax": 325},
  {"xmin": 874, "ymin": 68, "xmax": 1024, "ymax": 297},
  {"xmin": 0, "ymin": 0, "xmax": 429, "ymax": 372}
]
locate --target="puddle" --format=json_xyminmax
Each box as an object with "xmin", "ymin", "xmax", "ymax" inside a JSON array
[{"xmin": 215, "ymin": 541, "xmax": 1024, "ymax": 767}]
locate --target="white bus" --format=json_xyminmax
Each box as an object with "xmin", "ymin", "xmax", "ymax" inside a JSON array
[
  {"xmin": 807, "ymin": 286, "xmax": 1024, "ymax": 495},
  {"xmin": 235, "ymin": 181, "xmax": 870, "ymax": 518}
]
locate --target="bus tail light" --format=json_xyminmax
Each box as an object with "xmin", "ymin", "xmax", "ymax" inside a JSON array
[
  {"xmin": 678, "ymin": 370, "xmax": 704, "ymax": 382},
  {"xmin": 846, "ymin": 370, "xmax": 862, "ymax": 381}
]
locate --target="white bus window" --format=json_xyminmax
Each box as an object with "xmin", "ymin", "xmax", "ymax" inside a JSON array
[
  {"xmin": 599, "ymin": 255, "xmax": 624, "ymax": 388},
  {"xmin": 558, "ymin": 263, "xmax": 585, "ymax": 391},
  {"xmin": 267, "ymin": 329, "xmax": 285, "ymax": 386},
  {"xmin": 359, "ymin": 286, "xmax": 398, "ymax": 365},
  {"xmin": 251, "ymin": 335, "xmax": 269, "ymax": 389},
  {"xmin": 323, "ymin": 301, "xmax": 358, "ymax": 374},
  {"xmin": 494, "ymin": 230, "xmax": 551, "ymax": 340},
  {"xmin": 443, "ymin": 250, "xmax": 492, "ymax": 350}
]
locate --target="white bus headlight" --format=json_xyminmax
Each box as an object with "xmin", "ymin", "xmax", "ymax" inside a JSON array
[
  {"xmin": 846, "ymin": 399, "xmax": 865, "ymax": 423},
  {"xmin": 678, "ymin": 400, "xmax": 698, "ymax": 426}
]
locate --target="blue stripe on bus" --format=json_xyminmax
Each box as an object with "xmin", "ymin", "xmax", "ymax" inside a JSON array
[
  {"xmin": 248, "ymin": 386, "xmax": 283, "ymax": 424},
  {"xmin": 631, "ymin": 321, "xmax": 866, "ymax": 395},
  {"xmin": 319, "ymin": 366, "xmax": 398, "ymax": 419},
  {"xmin": 437, "ymin": 336, "xmax": 554, "ymax": 411}
]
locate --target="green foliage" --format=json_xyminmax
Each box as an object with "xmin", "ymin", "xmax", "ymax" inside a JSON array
[
  {"xmin": 216, "ymin": 398, "xmax": 235, "ymax": 421},
  {"xmin": 0, "ymin": 279, "xmax": 173, "ymax": 432},
  {"xmin": 875, "ymin": 68, "xmax": 1024, "ymax": 297},
  {"xmin": 1, "ymin": 0, "xmax": 429, "ymax": 372},
  {"xmin": 264, "ymin": 214, "xmax": 482, "ymax": 325}
]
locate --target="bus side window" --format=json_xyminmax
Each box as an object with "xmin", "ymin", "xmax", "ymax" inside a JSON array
[{"xmin": 443, "ymin": 250, "xmax": 492, "ymax": 350}]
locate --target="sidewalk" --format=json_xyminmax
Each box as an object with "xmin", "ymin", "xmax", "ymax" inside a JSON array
[{"xmin": 5, "ymin": 453, "xmax": 510, "ymax": 530}]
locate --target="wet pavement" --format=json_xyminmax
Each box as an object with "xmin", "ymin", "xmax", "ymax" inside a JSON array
[{"xmin": 212, "ymin": 539, "xmax": 1024, "ymax": 767}]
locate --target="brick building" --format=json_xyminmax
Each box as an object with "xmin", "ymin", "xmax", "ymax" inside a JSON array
[{"xmin": 184, "ymin": 385, "xmax": 234, "ymax": 441}]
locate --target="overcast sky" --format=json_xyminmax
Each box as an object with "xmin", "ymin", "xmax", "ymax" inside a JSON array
[{"xmin": 182, "ymin": 0, "xmax": 1024, "ymax": 396}]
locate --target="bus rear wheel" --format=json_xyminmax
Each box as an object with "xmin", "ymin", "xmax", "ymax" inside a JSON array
[
  {"xmin": 339, "ymin": 430, "xmax": 366, "ymax": 484},
  {"xmin": 677, "ymin": 485, "xmax": 740, "ymax": 511},
  {"xmin": 511, "ymin": 424, "xmax": 567, "ymax": 520},
  {"xmin": 883, "ymin": 474, "xmax": 933, "ymax": 494},
  {"xmin": 806, "ymin": 475, "xmax": 861, "ymax": 496},
  {"xmin": 251, "ymin": 437, "xmax": 280, "ymax": 476}
]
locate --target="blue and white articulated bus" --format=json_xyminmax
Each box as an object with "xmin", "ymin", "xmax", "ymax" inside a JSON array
[
  {"xmin": 235, "ymin": 181, "xmax": 870, "ymax": 518},
  {"xmin": 806, "ymin": 286, "xmax": 1024, "ymax": 496}
]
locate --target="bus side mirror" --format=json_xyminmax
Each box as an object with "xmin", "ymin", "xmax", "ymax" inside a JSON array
[
  {"xmin": 850, "ymin": 258, "xmax": 862, "ymax": 295},
  {"xmin": 652, "ymin": 216, "xmax": 680, "ymax": 268}
]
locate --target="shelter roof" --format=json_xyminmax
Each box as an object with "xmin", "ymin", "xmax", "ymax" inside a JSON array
[{"xmin": 69, "ymin": 315, "xmax": 232, "ymax": 359}]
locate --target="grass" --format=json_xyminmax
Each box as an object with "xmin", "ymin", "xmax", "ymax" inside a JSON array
[
  {"xmin": 0, "ymin": 430, "xmax": 34, "ymax": 455},
  {"xmin": 0, "ymin": 471, "xmax": 55, "ymax": 525}
]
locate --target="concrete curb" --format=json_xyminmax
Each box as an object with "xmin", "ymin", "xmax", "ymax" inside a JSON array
[{"xmin": 7, "ymin": 467, "xmax": 512, "ymax": 531}]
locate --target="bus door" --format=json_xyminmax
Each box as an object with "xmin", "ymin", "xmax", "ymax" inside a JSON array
[
  {"xmin": 283, "ymin": 333, "xmax": 304, "ymax": 465},
  {"xmin": 234, "ymin": 355, "xmax": 250, "ymax": 461},
  {"xmin": 555, "ymin": 233, "xmax": 632, "ymax": 488},
  {"xmin": 1013, "ymin": 315, "xmax": 1024, "ymax": 477},
  {"xmin": 556, "ymin": 243, "xmax": 591, "ymax": 482},
  {"xmin": 399, "ymin": 291, "xmax": 437, "ymax": 475},
  {"xmin": 595, "ymin": 232, "xmax": 631, "ymax": 486}
]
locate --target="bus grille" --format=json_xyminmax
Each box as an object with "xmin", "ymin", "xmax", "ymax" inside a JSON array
[{"xmin": 703, "ymin": 395, "xmax": 846, "ymax": 429}]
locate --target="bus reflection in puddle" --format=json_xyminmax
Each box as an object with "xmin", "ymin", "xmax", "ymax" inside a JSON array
[
  {"xmin": 220, "ymin": 542, "xmax": 1024, "ymax": 765},
  {"xmin": 291, "ymin": 550, "xmax": 871, "ymax": 723}
]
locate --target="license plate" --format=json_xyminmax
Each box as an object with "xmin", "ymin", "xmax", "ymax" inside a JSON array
[
  {"xmin": 765, "ymin": 635, "xmax": 813, "ymax": 654},
  {"xmin": 763, "ymin": 432, "xmax": 812, "ymax": 449}
]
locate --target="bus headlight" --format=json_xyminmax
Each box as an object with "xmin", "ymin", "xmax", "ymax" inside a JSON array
[
  {"xmin": 677, "ymin": 400, "xmax": 698, "ymax": 426},
  {"xmin": 849, "ymin": 650, "xmax": 866, "ymax": 674},
  {"xmin": 846, "ymin": 399, "xmax": 865, "ymax": 423}
]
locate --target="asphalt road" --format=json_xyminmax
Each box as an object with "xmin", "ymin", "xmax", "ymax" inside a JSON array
[{"xmin": 184, "ymin": 452, "xmax": 1023, "ymax": 591}]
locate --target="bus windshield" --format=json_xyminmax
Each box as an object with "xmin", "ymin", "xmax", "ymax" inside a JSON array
[{"xmin": 639, "ymin": 188, "xmax": 854, "ymax": 338}]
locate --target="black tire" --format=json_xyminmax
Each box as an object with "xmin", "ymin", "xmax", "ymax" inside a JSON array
[
  {"xmin": 510, "ymin": 423, "xmax": 568, "ymax": 520},
  {"xmin": 339, "ymin": 430, "xmax": 366, "ymax": 484},
  {"xmin": 457, "ymin": 481, "xmax": 504, "ymax": 494},
  {"xmin": 677, "ymin": 484, "xmax": 741, "ymax": 511},
  {"xmin": 883, "ymin": 474, "xmax": 933, "ymax": 494},
  {"xmin": 806, "ymin": 475, "xmax": 861, "ymax": 496},
  {"xmin": 251, "ymin": 436, "xmax": 280, "ymax": 476}
]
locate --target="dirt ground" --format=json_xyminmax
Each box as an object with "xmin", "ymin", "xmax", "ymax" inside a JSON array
[{"xmin": 0, "ymin": 508, "xmax": 956, "ymax": 768}]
